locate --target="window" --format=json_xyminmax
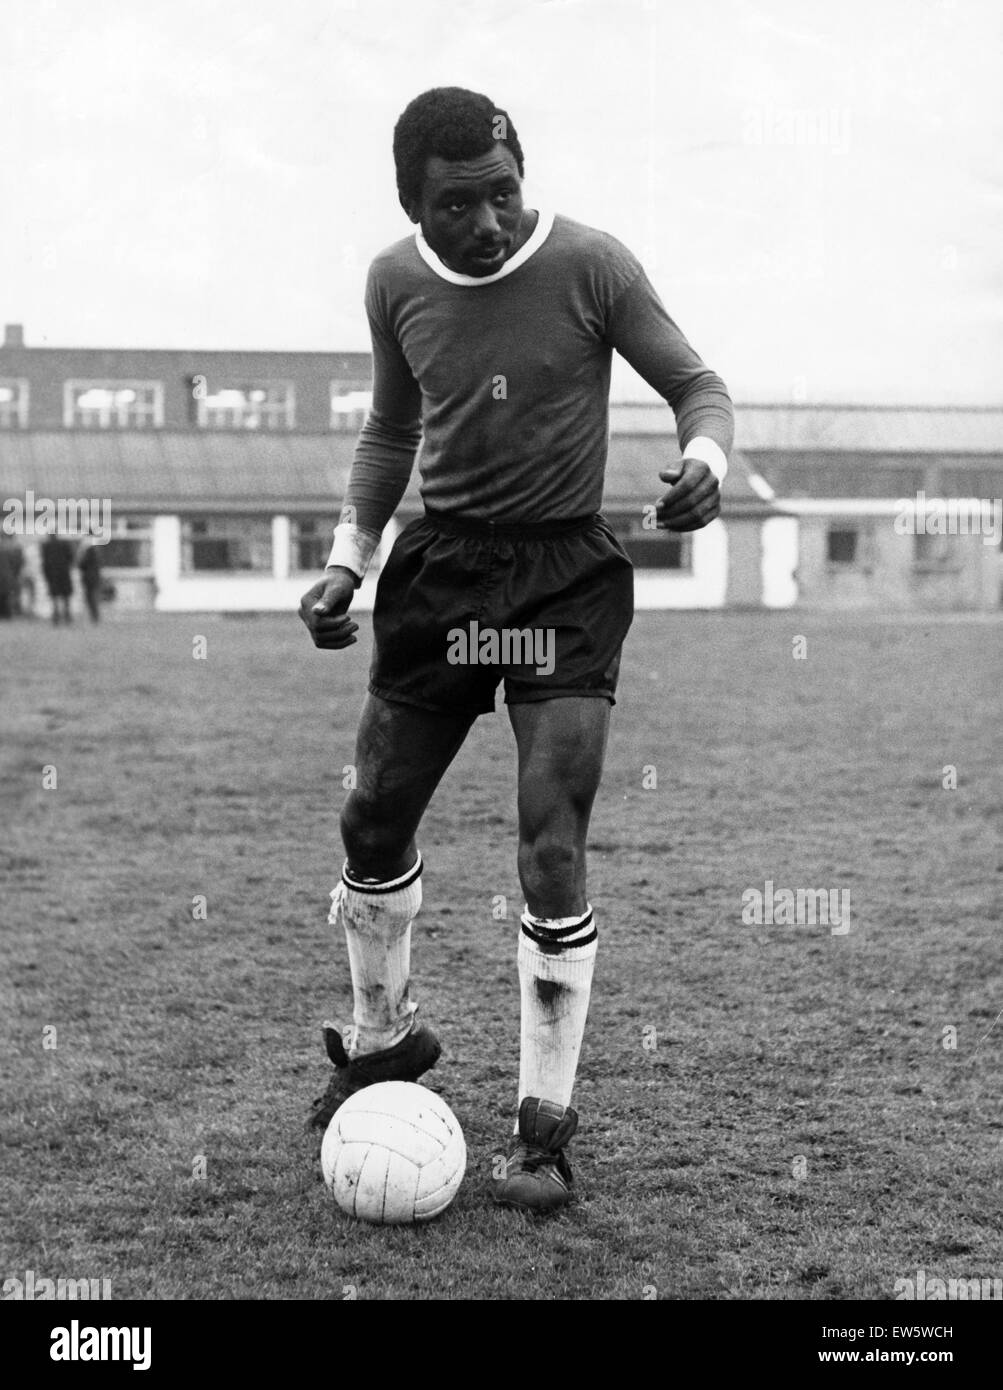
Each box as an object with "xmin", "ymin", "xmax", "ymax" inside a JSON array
[
  {"xmin": 827, "ymin": 522, "xmax": 879, "ymax": 570},
  {"xmin": 607, "ymin": 514, "xmax": 691, "ymax": 570},
  {"xmin": 827, "ymin": 528, "xmax": 859, "ymax": 565},
  {"xmin": 330, "ymin": 381, "xmax": 372, "ymax": 433},
  {"xmin": 181, "ymin": 517, "xmax": 272, "ymax": 572},
  {"xmin": 102, "ymin": 516, "xmax": 153, "ymax": 568},
  {"xmin": 196, "ymin": 382, "xmax": 294, "ymax": 430},
  {"xmin": 290, "ymin": 517, "xmax": 333, "ymax": 573},
  {"xmin": 64, "ymin": 381, "xmax": 163, "ymax": 428},
  {"xmin": 0, "ymin": 379, "xmax": 28, "ymax": 428}
]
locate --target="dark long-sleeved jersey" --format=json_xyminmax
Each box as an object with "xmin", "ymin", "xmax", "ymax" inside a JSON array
[{"xmin": 341, "ymin": 209, "xmax": 734, "ymax": 532}]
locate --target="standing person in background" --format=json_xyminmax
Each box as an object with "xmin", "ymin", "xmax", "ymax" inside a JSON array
[
  {"xmin": 0, "ymin": 533, "xmax": 24, "ymax": 618},
  {"xmin": 41, "ymin": 530, "xmax": 74, "ymax": 624},
  {"xmin": 77, "ymin": 529, "xmax": 103, "ymax": 623},
  {"xmin": 19, "ymin": 540, "xmax": 39, "ymax": 616}
]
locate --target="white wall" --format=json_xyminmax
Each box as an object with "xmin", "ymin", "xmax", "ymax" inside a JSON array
[
  {"xmin": 633, "ymin": 519, "xmax": 727, "ymax": 609},
  {"xmin": 761, "ymin": 516, "xmax": 799, "ymax": 608},
  {"xmin": 149, "ymin": 513, "xmax": 735, "ymax": 612},
  {"xmin": 151, "ymin": 513, "xmax": 389, "ymax": 612}
]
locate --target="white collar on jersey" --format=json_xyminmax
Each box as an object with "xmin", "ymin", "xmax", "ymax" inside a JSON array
[{"xmin": 415, "ymin": 207, "xmax": 555, "ymax": 286}]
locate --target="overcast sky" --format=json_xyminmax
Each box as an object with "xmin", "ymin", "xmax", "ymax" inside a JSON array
[{"xmin": 3, "ymin": 0, "xmax": 1000, "ymax": 403}]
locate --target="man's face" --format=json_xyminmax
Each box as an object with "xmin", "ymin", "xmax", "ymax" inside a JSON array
[{"xmin": 404, "ymin": 144, "xmax": 528, "ymax": 278}]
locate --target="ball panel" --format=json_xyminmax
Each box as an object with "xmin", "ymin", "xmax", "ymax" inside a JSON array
[
  {"xmin": 363, "ymin": 1081, "xmax": 456, "ymax": 1129},
  {"xmin": 379, "ymin": 1149, "xmax": 422, "ymax": 1225},
  {"xmin": 326, "ymin": 1140, "xmax": 372, "ymax": 1218},
  {"xmin": 320, "ymin": 1110, "xmax": 356, "ymax": 1179},
  {"xmin": 353, "ymin": 1141, "xmax": 395, "ymax": 1222},
  {"xmin": 413, "ymin": 1143, "xmax": 467, "ymax": 1219},
  {"xmin": 334, "ymin": 1111, "xmax": 446, "ymax": 1167}
]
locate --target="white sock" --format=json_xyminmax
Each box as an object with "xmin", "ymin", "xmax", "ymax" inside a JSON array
[
  {"xmin": 329, "ymin": 854, "xmax": 422, "ymax": 1057},
  {"xmin": 517, "ymin": 904, "xmax": 597, "ymax": 1128}
]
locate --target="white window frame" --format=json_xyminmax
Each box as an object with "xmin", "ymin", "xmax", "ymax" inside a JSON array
[
  {"xmin": 63, "ymin": 380, "xmax": 164, "ymax": 429},
  {"xmin": 330, "ymin": 381, "xmax": 372, "ymax": 433},
  {"xmin": 196, "ymin": 381, "xmax": 296, "ymax": 430},
  {"xmin": 0, "ymin": 378, "xmax": 29, "ymax": 428}
]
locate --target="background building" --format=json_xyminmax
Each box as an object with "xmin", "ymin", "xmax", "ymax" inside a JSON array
[{"xmin": 2, "ymin": 323, "xmax": 1000, "ymax": 615}]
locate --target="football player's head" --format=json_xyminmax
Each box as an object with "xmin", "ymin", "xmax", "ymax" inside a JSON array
[
  {"xmin": 394, "ymin": 87, "xmax": 524, "ymax": 209},
  {"xmin": 394, "ymin": 87, "xmax": 529, "ymax": 277}
]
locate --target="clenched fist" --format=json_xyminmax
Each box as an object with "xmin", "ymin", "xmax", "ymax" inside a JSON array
[
  {"xmin": 655, "ymin": 459, "xmax": 721, "ymax": 532},
  {"xmin": 299, "ymin": 567, "xmax": 360, "ymax": 650}
]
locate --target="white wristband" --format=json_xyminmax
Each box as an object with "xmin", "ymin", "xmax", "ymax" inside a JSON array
[
  {"xmin": 682, "ymin": 435, "xmax": 728, "ymax": 485},
  {"xmin": 326, "ymin": 522, "xmax": 382, "ymax": 583}
]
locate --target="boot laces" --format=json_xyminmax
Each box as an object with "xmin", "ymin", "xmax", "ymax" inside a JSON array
[{"xmin": 513, "ymin": 1140, "xmax": 571, "ymax": 1182}]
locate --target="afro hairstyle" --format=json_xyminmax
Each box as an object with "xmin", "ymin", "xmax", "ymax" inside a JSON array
[{"xmin": 393, "ymin": 86, "xmax": 525, "ymax": 209}]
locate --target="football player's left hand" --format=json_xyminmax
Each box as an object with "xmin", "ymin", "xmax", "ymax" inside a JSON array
[{"xmin": 655, "ymin": 459, "xmax": 721, "ymax": 531}]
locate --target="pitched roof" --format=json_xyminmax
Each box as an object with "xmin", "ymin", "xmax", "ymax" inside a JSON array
[
  {"xmin": 610, "ymin": 403, "xmax": 1003, "ymax": 452},
  {"xmin": 0, "ymin": 431, "xmax": 774, "ymax": 514},
  {"xmin": 605, "ymin": 438, "xmax": 776, "ymax": 509},
  {"xmin": 6, "ymin": 413, "xmax": 998, "ymax": 514},
  {"xmin": 0, "ymin": 432, "xmax": 356, "ymax": 511}
]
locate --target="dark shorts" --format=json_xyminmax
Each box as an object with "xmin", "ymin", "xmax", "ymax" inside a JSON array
[{"xmin": 369, "ymin": 510, "xmax": 635, "ymax": 717}]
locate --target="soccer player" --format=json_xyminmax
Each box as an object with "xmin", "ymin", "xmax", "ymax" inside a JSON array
[{"xmin": 301, "ymin": 87, "xmax": 733, "ymax": 1213}]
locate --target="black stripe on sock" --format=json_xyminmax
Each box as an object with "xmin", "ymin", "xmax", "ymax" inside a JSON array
[
  {"xmin": 521, "ymin": 922, "xmax": 597, "ymax": 951},
  {"xmin": 519, "ymin": 908, "xmax": 594, "ymax": 940},
  {"xmin": 342, "ymin": 854, "xmax": 422, "ymax": 895}
]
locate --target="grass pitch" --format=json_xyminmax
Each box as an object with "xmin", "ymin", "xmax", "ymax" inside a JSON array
[{"xmin": 2, "ymin": 609, "xmax": 1000, "ymax": 1300}]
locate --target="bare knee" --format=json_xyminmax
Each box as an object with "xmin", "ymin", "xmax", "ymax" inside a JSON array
[
  {"xmin": 340, "ymin": 794, "xmax": 415, "ymax": 879},
  {"xmin": 518, "ymin": 828, "xmax": 587, "ymax": 917},
  {"xmin": 520, "ymin": 830, "xmax": 581, "ymax": 879}
]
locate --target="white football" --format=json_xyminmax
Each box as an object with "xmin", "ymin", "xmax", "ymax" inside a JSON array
[{"xmin": 321, "ymin": 1081, "xmax": 466, "ymax": 1224}]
